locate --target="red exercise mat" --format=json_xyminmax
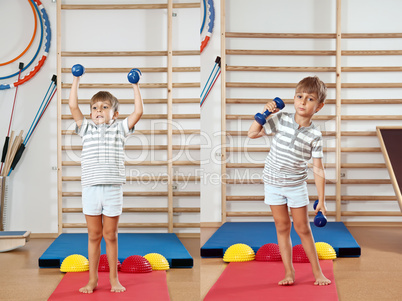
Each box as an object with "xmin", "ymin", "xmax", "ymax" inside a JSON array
[
  {"xmin": 204, "ymin": 260, "xmax": 338, "ymax": 301},
  {"xmin": 49, "ymin": 271, "xmax": 170, "ymax": 301}
]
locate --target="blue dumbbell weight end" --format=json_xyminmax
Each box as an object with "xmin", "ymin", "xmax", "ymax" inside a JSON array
[
  {"xmin": 314, "ymin": 212, "xmax": 327, "ymax": 227},
  {"xmin": 71, "ymin": 64, "xmax": 85, "ymax": 77},
  {"xmin": 313, "ymin": 200, "xmax": 327, "ymax": 227},
  {"xmin": 127, "ymin": 68, "xmax": 142, "ymax": 84},
  {"xmin": 254, "ymin": 97, "xmax": 285, "ymax": 125}
]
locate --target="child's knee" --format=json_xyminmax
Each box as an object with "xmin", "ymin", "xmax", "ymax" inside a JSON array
[
  {"xmin": 88, "ymin": 231, "xmax": 103, "ymax": 243},
  {"xmin": 294, "ymin": 223, "xmax": 311, "ymax": 236},
  {"xmin": 276, "ymin": 220, "xmax": 292, "ymax": 234},
  {"xmin": 103, "ymin": 229, "xmax": 117, "ymax": 243}
]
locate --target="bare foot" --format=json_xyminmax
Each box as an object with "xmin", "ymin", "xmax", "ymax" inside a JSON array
[
  {"xmin": 79, "ymin": 279, "xmax": 98, "ymax": 294},
  {"xmin": 314, "ymin": 274, "xmax": 331, "ymax": 286},
  {"xmin": 278, "ymin": 271, "xmax": 295, "ymax": 286},
  {"xmin": 110, "ymin": 278, "xmax": 126, "ymax": 293}
]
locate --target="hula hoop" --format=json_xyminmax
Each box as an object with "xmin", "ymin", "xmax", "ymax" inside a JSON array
[
  {"xmin": 200, "ymin": 0, "xmax": 206, "ymax": 34},
  {"xmin": 0, "ymin": 0, "xmax": 38, "ymax": 67},
  {"xmin": 0, "ymin": 0, "xmax": 51, "ymax": 90},
  {"xmin": 200, "ymin": 0, "xmax": 215, "ymax": 53}
]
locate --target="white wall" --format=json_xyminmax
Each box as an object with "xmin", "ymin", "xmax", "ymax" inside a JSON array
[
  {"xmin": 0, "ymin": 1, "xmax": 58, "ymax": 233},
  {"xmin": 201, "ymin": 0, "xmax": 402, "ymax": 223}
]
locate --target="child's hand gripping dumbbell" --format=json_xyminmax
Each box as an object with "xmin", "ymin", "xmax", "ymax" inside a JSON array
[
  {"xmin": 254, "ymin": 97, "xmax": 285, "ymax": 125},
  {"xmin": 127, "ymin": 68, "xmax": 142, "ymax": 84}
]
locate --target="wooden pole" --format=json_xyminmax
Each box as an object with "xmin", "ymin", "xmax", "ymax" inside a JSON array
[
  {"xmin": 167, "ymin": 0, "xmax": 174, "ymax": 233},
  {"xmin": 221, "ymin": 0, "xmax": 227, "ymax": 224},
  {"xmin": 57, "ymin": 0, "xmax": 63, "ymax": 235},
  {"xmin": 335, "ymin": 0, "xmax": 342, "ymax": 221}
]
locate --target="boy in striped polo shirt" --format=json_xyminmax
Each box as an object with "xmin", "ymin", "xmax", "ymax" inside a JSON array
[
  {"xmin": 248, "ymin": 76, "xmax": 331, "ymax": 286},
  {"xmin": 69, "ymin": 75, "xmax": 143, "ymax": 293}
]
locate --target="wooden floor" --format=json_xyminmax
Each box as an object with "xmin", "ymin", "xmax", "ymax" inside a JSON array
[
  {"xmin": 0, "ymin": 227, "xmax": 401, "ymax": 300},
  {"xmin": 201, "ymin": 226, "xmax": 402, "ymax": 301},
  {"xmin": 0, "ymin": 237, "xmax": 200, "ymax": 301}
]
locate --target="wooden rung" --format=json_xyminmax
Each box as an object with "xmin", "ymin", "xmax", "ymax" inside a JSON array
[
  {"xmin": 62, "ymin": 161, "xmax": 168, "ymax": 166},
  {"xmin": 226, "ymin": 82, "xmax": 402, "ymax": 89},
  {"xmin": 226, "ymin": 32, "xmax": 337, "ymax": 39},
  {"xmin": 226, "ymin": 49, "xmax": 402, "ymax": 56},
  {"xmin": 61, "ymin": 50, "xmax": 199, "ymax": 57},
  {"xmin": 343, "ymin": 33, "xmax": 402, "ymax": 39},
  {"xmin": 61, "ymin": 3, "xmax": 200, "ymax": 10},
  {"xmin": 62, "ymin": 176, "xmax": 201, "ymax": 182},
  {"xmin": 61, "ymin": 67, "xmax": 200, "ymax": 73},
  {"xmin": 341, "ymin": 179, "xmax": 391, "ymax": 184},
  {"xmin": 225, "ymin": 195, "xmax": 397, "ymax": 201},
  {"xmin": 226, "ymin": 147, "xmax": 381, "ymax": 153},
  {"xmin": 62, "ymin": 145, "xmax": 200, "ymax": 151},
  {"xmin": 62, "ymin": 98, "xmax": 199, "ymax": 104},
  {"xmin": 226, "ymin": 114, "xmax": 402, "ymax": 121},
  {"xmin": 226, "ymin": 66, "xmax": 402, "ymax": 72},
  {"xmin": 341, "ymin": 211, "xmax": 402, "ymax": 217},
  {"xmin": 341, "ymin": 163, "xmax": 386, "ymax": 168},
  {"xmin": 172, "ymin": 161, "xmax": 200, "ymax": 166},
  {"xmin": 63, "ymin": 191, "xmax": 200, "ymax": 197},
  {"xmin": 225, "ymin": 179, "xmax": 392, "ymax": 185},
  {"xmin": 226, "ymin": 32, "xmax": 402, "ymax": 39},
  {"xmin": 63, "ymin": 207, "xmax": 199, "ymax": 213},
  {"xmin": 61, "ymin": 114, "xmax": 200, "ymax": 120},
  {"xmin": 225, "ymin": 131, "xmax": 376, "ymax": 137},
  {"xmin": 226, "ymin": 114, "xmax": 336, "ymax": 120},
  {"xmin": 226, "ymin": 98, "xmax": 402, "ymax": 104},
  {"xmin": 61, "ymin": 129, "xmax": 200, "ymax": 135},
  {"xmin": 62, "ymin": 83, "xmax": 200, "ymax": 89}
]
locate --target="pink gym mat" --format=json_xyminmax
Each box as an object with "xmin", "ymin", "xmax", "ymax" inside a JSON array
[
  {"xmin": 48, "ymin": 271, "xmax": 170, "ymax": 301},
  {"xmin": 204, "ymin": 260, "xmax": 338, "ymax": 301}
]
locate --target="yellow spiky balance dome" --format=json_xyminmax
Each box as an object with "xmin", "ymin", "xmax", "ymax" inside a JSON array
[
  {"xmin": 223, "ymin": 243, "xmax": 255, "ymax": 262},
  {"xmin": 144, "ymin": 253, "xmax": 170, "ymax": 270},
  {"xmin": 60, "ymin": 254, "xmax": 89, "ymax": 272},
  {"xmin": 315, "ymin": 242, "xmax": 337, "ymax": 260}
]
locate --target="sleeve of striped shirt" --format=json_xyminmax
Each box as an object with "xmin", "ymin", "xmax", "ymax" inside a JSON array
[
  {"xmin": 311, "ymin": 134, "xmax": 324, "ymax": 158},
  {"xmin": 75, "ymin": 117, "xmax": 89, "ymax": 137},
  {"xmin": 121, "ymin": 118, "xmax": 135, "ymax": 137},
  {"xmin": 263, "ymin": 112, "xmax": 282, "ymax": 135}
]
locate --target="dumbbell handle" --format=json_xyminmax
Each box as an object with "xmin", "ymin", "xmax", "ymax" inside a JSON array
[{"xmin": 254, "ymin": 97, "xmax": 285, "ymax": 125}]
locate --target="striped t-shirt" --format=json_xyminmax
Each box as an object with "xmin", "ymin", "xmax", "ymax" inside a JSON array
[
  {"xmin": 75, "ymin": 117, "xmax": 134, "ymax": 187},
  {"xmin": 262, "ymin": 112, "xmax": 323, "ymax": 187}
]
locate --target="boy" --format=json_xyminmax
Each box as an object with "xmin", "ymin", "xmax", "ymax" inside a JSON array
[
  {"xmin": 248, "ymin": 76, "xmax": 331, "ymax": 286},
  {"xmin": 69, "ymin": 74, "xmax": 143, "ymax": 293}
]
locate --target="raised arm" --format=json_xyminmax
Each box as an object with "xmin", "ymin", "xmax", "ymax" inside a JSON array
[
  {"xmin": 248, "ymin": 100, "xmax": 279, "ymax": 139},
  {"xmin": 68, "ymin": 76, "xmax": 84, "ymax": 128},
  {"xmin": 127, "ymin": 83, "xmax": 144, "ymax": 130}
]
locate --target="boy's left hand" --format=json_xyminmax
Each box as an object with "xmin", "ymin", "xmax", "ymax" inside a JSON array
[{"xmin": 315, "ymin": 201, "xmax": 327, "ymax": 216}]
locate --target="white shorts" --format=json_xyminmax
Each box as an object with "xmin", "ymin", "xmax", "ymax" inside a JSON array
[
  {"xmin": 82, "ymin": 185, "xmax": 123, "ymax": 217},
  {"xmin": 264, "ymin": 182, "xmax": 309, "ymax": 208}
]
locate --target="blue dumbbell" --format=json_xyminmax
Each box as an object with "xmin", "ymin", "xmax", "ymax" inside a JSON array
[
  {"xmin": 254, "ymin": 97, "xmax": 285, "ymax": 125},
  {"xmin": 313, "ymin": 199, "xmax": 327, "ymax": 227},
  {"xmin": 71, "ymin": 64, "xmax": 85, "ymax": 77},
  {"xmin": 127, "ymin": 68, "xmax": 142, "ymax": 84}
]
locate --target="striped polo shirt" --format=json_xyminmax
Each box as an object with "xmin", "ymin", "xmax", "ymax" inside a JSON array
[
  {"xmin": 262, "ymin": 112, "xmax": 323, "ymax": 187},
  {"xmin": 75, "ymin": 117, "xmax": 134, "ymax": 187}
]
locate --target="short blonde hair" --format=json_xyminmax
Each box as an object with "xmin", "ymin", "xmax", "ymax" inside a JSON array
[
  {"xmin": 90, "ymin": 91, "xmax": 119, "ymax": 112},
  {"xmin": 295, "ymin": 76, "xmax": 327, "ymax": 104}
]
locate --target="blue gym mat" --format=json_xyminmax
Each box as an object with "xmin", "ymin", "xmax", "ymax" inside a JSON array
[
  {"xmin": 201, "ymin": 222, "xmax": 360, "ymax": 258},
  {"xmin": 39, "ymin": 233, "xmax": 193, "ymax": 268}
]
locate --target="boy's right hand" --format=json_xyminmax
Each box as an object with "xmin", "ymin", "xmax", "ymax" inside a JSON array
[{"xmin": 263, "ymin": 100, "xmax": 280, "ymax": 114}]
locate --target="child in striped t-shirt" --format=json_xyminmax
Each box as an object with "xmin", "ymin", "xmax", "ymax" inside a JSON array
[
  {"xmin": 248, "ymin": 76, "xmax": 331, "ymax": 286},
  {"xmin": 69, "ymin": 75, "xmax": 143, "ymax": 293}
]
